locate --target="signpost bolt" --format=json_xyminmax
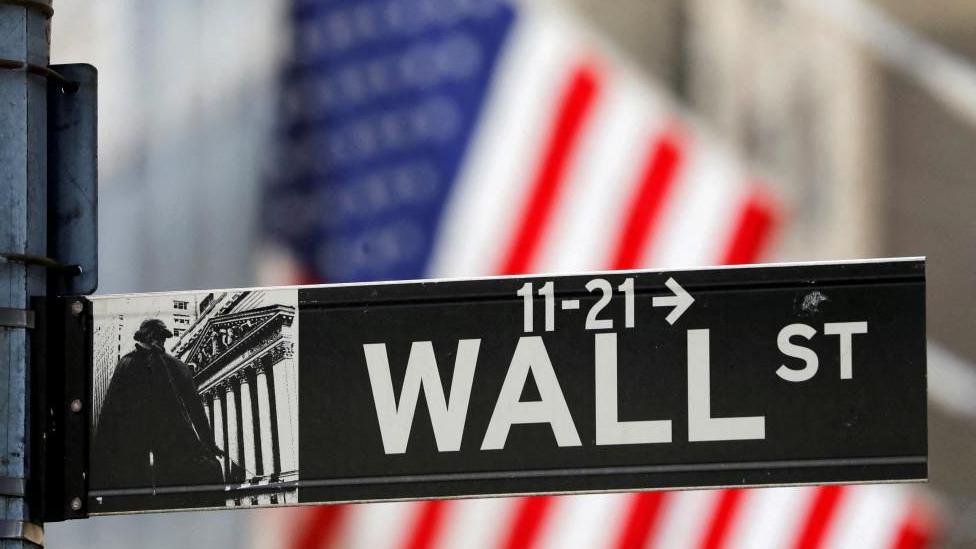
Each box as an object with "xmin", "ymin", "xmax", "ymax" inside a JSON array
[
  {"xmin": 70, "ymin": 497, "xmax": 82, "ymax": 511},
  {"xmin": 70, "ymin": 300, "xmax": 83, "ymax": 317},
  {"xmin": 69, "ymin": 399, "xmax": 82, "ymax": 413}
]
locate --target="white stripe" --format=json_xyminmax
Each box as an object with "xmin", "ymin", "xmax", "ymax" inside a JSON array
[
  {"xmin": 928, "ymin": 341, "xmax": 976, "ymax": 419},
  {"xmin": 534, "ymin": 71, "xmax": 668, "ymax": 273},
  {"xmin": 435, "ymin": 498, "xmax": 515, "ymax": 549},
  {"xmin": 648, "ymin": 136, "xmax": 749, "ymax": 269},
  {"xmin": 252, "ymin": 508, "xmax": 301, "ymax": 549},
  {"xmin": 822, "ymin": 485, "xmax": 913, "ymax": 549},
  {"xmin": 256, "ymin": 243, "xmax": 306, "ymax": 286},
  {"xmin": 653, "ymin": 490, "xmax": 721, "ymax": 549},
  {"xmin": 724, "ymin": 487, "xmax": 814, "ymax": 549},
  {"xmin": 536, "ymin": 494, "xmax": 631, "ymax": 549},
  {"xmin": 427, "ymin": 6, "xmax": 579, "ymax": 278},
  {"xmin": 335, "ymin": 501, "xmax": 415, "ymax": 549}
]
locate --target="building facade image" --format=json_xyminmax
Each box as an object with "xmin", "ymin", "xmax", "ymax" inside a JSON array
[
  {"xmin": 169, "ymin": 289, "xmax": 300, "ymax": 507},
  {"xmin": 91, "ymin": 288, "xmax": 300, "ymax": 509}
]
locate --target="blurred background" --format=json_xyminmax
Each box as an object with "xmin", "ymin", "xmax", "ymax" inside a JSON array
[{"xmin": 45, "ymin": 0, "xmax": 976, "ymax": 547}]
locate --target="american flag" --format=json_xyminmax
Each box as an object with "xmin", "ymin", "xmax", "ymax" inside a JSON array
[{"xmin": 259, "ymin": 0, "xmax": 939, "ymax": 547}]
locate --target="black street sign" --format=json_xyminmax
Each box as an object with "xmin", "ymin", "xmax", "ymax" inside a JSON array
[{"xmin": 78, "ymin": 258, "xmax": 925, "ymax": 516}]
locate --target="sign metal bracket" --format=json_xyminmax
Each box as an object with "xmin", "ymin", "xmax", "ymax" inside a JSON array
[
  {"xmin": 47, "ymin": 64, "xmax": 98, "ymax": 296},
  {"xmin": 0, "ymin": 60, "xmax": 97, "ymax": 297},
  {"xmin": 29, "ymin": 298, "xmax": 91, "ymax": 523}
]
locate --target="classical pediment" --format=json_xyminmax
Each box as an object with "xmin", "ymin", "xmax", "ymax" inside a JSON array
[{"xmin": 177, "ymin": 304, "xmax": 295, "ymax": 375}]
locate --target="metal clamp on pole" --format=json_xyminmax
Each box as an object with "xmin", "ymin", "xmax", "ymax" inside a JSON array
[
  {"xmin": 0, "ymin": 59, "xmax": 76, "ymax": 93},
  {"xmin": 0, "ymin": 253, "xmax": 82, "ymax": 276},
  {"xmin": 0, "ymin": 308, "xmax": 34, "ymax": 330},
  {"xmin": 0, "ymin": 477, "xmax": 26, "ymax": 498},
  {"xmin": 0, "ymin": 520, "xmax": 44, "ymax": 547},
  {"xmin": 0, "ymin": 0, "xmax": 52, "ymax": 18}
]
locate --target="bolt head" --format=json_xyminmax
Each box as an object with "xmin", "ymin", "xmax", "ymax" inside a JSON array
[
  {"xmin": 70, "ymin": 497, "xmax": 82, "ymax": 511},
  {"xmin": 70, "ymin": 399, "xmax": 82, "ymax": 413},
  {"xmin": 70, "ymin": 300, "xmax": 83, "ymax": 316}
]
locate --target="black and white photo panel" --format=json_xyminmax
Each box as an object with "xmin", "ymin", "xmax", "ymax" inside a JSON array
[{"xmin": 90, "ymin": 288, "xmax": 299, "ymax": 513}]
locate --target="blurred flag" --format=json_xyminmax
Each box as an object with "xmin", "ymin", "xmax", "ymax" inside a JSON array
[
  {"xmin": 259, "ymin": 0, "xmax": 938, "ymax": 548},
  {"xmin": 261, "ymin": 0, "xmax": 773, "ymax": 282},
  {"xmin": 262, "ymin": 485, "xmax": 937, "ymax": 549}
]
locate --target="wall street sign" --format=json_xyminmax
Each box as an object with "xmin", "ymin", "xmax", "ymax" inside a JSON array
[{"xmin": 78, "ymin": 258, "xmax": 926, "ymax": 516}]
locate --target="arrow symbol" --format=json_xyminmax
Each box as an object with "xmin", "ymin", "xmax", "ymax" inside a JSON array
[{"xmin": 653, "ymin": 277, "xmax": 694, "ymax": 325}]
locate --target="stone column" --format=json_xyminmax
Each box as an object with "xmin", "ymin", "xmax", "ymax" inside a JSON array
[
  {"xmin": 211, "ymin": 392, "xmax": 226, "ymax": 478},
  {"xmin": 255, "ymin": 363, "xmax": 276, "ymax": 477},
  {"xmin": 224, "ymin": 381, "xmax": 241, "ymax": 479},
  {"xmin": 272, "ymin": 349, "xmax": 298, "ymax": 475},
  {"xmin": 238, "ymin": 371, "xmax": 258, "ymax": 480}
]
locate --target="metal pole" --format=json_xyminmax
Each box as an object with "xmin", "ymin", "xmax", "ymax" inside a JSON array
[{"xmin": 0, "ymin": 0, "xmax": 50, "ymax": 546}]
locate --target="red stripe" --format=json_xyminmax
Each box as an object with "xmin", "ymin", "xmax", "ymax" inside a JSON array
[
  {"xmin": 891, "ymin": 508, "xmax": 936, "ymax": 549},
  {"xmin": 290, "ymin": 505, "xmax": 348, "ymax": 549},
  {"xmin": 610, "ymin": 130, "xmax": 684, "ymax": 270},
  {"xmin": 614, "ymin": 492, "xmax": 669, "ymax": 549},
  {"xmin": 499, "ymin": 496, "xmax": 555, "ymax": 549},
  {"xmin": 403, "ymin": 500, "xmax": 450, "ymax": 549},
  {"xmin": 699, "ymin": 489, "xmax": 746, "ymax": 549},
  {"xmin": 499, "ymin": 63, "xmax": 601, "ymax": 275},
  {"xmin": 720, "ymin": 189, "xmax": 778, "ymax": 265},
  {"xmin": 791, "ymin": 486, "xmax": 846, "ymax": 549},
  {"xmin": 290, "ymin": 268, "xmax": 323, "ymax": 286}
]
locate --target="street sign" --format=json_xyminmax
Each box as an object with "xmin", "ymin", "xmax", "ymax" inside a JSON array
[{"xmin": 80, "ymin": 258, "xmax": 925, "ymax": 516}]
